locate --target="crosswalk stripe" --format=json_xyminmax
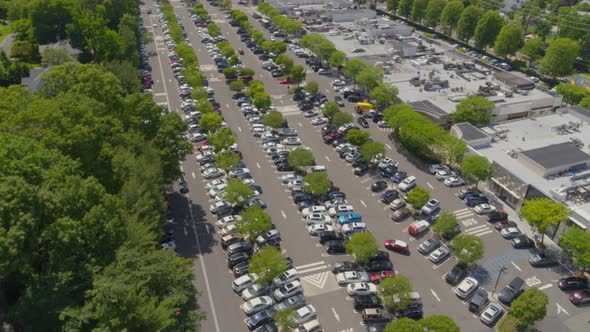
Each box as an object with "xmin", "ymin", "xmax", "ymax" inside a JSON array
[
  {"xmin": 465, "ymin": 225, "xmax": 489, "ymax": 233},
  {"xmin": 454, "ymin": 208, "xmax": 470, "ymax": 213},
  {"xmin": 295, "ymin": 261, "xmax": 325, "ymax": 270},
  {"xmin": 298, "ymin": 265, "xmax": 329, "ymax": 274}
]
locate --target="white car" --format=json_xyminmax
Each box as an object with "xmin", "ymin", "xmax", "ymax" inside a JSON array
[
  {"xmin": 282, "ymin": 137, "xmax": 302, "ymax": 145},
  {"xmin": 307, "ymin": 224, "xmax": 334, "ymax": 236},
  {"xmin": 273, "ymin": 268, "xmax": 299, "ymax": 287},
  {"xmin": 398, "ymin": 176, "xmax": 417, "ymax": 192},
  {"xmin": 332, "ymin": 79, "xmax": 346, "ymax": 86},
  {"xmin": 336, "ymin": 271, "xmax": 370, "ymax": 286},
  {"xmin": 292, "ymin": 305, "xmax": 317, "ymax": 325},
  {"xmin": 328, "ymin": 205, "xmax": 354, "ymax": 217},
  {"xmin": 444, "ymin": 177, "xmax": 465, "ymax": 187},
  {"xmin": 203, "ymin": 168, "xmax": 224, "ymax": 179},
  {"xmin": 196, "ymin": 151, "xmax": 215, "ymax": 162},
  {"xmin": 347, "ymin": 282, "xmax": 378, "ymax": 296},
  {"xmin": 273, "ymin": 280, "xmax": 302, "ymax": 301},
  {"xmin": 435, "ymin": 170, "xmax": 456, "ymax": 180},
  {"xmin": 302, "ymin": 206, "xmax": 327, "ymax": 217},
  {"xmin": 281, "ymin": 174, "xmax": 303, "ymax": 184},
  {"xmin": 288, "ymin": 180, "xmax": 303, "ymax": 189},
  {"xmin": 240, "ymin": 296, "xmax": 274, "ymax": 316},
  {"xmin": 220, "ymin": 224, "xmax": 238, "ymax": 236},
  {"xmin": 455, "ymin": 277, "xmax": 479, "ymax": 299},
  {"xmin": 311, "ymin": 117, "xmax": 328, "ymax": 126},
  {"xmin": 500, "ymin": 227, "xmax": 522, "ymax": 239},
  {"xmin": 429, "ymin": 164, "xmax": 450, "ymax": 174},
  {"xmin": 161, "ymin": 241, "xmax": 176, "ymax": 250},
  {"xmin": 262, "ymin": 142, "xmax": 282, "ymax": 149},
  {"xmin": 228, "ymin": 168, "xmax": 250, "ymax": 178},
  {"xmin": 342, "ymin": 222, "xmax": 367, "ymax": 234},
  {"xmin": 474, "ymin": 204, "xmax": 496, "ymax": 215},
  {"xmin": 216, "ymin": 215, "xmax": 242, "ymax": 228},
  {"xmin": 208, "ymin": 183, "xmax": 227, "ymax": 197},
  {"xmin": 305, "ymin": 213, "xmax": 332, "ymax": 225},
  {"xmin": 429, "ymin": 247, "xmax": 451, "ymax": 264}
]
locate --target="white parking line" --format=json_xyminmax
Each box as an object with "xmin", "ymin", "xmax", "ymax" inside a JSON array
[
  {"xmin": 191, "ymin": 172, "xmax": 195, "ymax": 179},
  {"xmin": 360, "ymin": 200, "xmax": 367, "ymax": 207},
  {"xmin": 281, "ymin": 210, "xmax": 287, "ymax": 219},
  {"xmin": 256, "ymin": 162, "xmax": 261, "ymax": 168},
  {"xmin": 385, "ymin": 144, "xmax": 392, "ymax": 150},
  {"xmin": 511, "ymin": 261, "xmax": 522, "ymax": 272},
  {"xmin": 225, "ymin": 103, "xmax": 229, "ymax": 108},
  {"xmin": 180, "ymin": 165, "xmax": 184, "ymax": 172},
  {"xmin": 237, "ymin": 126, "xmax": 242, "ymax": 132},
  {"xmin": 325, "ymin": 156, "xmax": 331, "ymax": 162},
  {"xmin": 298, "ymin": 122, "xmax": 303, "ymax": 127},
  {"xmin": 430, "ymin": 289, "xmax": 441, "ymax": 302},
  {"xmin": 295, "ymin": 261, "xmax": 326, "ymax": 269},
  {"xmin": 426, "ymin": 182, "xmax": 434, "ymax": 189},
  {"xmin": 332, "ymin": 308, "xmax": 341, "ymax": 322},
  {"xmin": 325, "ymin": 89, "xmax": 330, "ymax": 93},
  {"xmin": 539, "ymin": 283, "xmax": 553, "ymax": 290},
  {"xmin": 360, "ymin": 178, "xmax": 371, "ymax": 184}
]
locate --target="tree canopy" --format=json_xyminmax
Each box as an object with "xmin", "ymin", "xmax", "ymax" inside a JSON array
[
  {"xmin": 451, "ymin": 96, "xmax": 494, "ymax": 126},
  {"xmin": 346, "ymin": 232, "xmax": 379, "ymax": 263},
  {"xmin": 432, "ymin": 212, "xmax": 459, "ymax": 237},
  {"xmin": 474, "ymin": 10, "xmax": 504, "ymax": 49},
  {"xmin": 346, "ymin": 129, "xmax": 371, "ymax": 146},
  {"xmin": 560, "ymin": 226, "xmax": 590, "ymax": 270},
  {"xmin": 541, "ymin": 38, "xmax": 580, "ymax": 77},
  {"xmin": 520, "ymin": 198, "xmax": 569, "ymax": 244},
  {"xmin": 303, "ymin": 172, "xmax": 332, "ymax": 197},
  {"xmin": 331, "ymin": 111, "xmax": 353, "ymax": 127},
  {"xmin": 450, "ymin": 234, "xmax": 484, "ymax": 264},
  {"xmin": 287, "ymin": 148, "xmax": 315, "ymax": 169},
  {"xmin": 440, "ymin": 1, "xmax": 464, "ymax": 35},
  {"xmin": 248, "ymin": 247, "xmax": 289, "ymax": 285},
  {"xmin": 460, "ymin": 155, "xmax": 495, "ymax": 189},
  {"xmin": 509, "ymin": 288, "xmax": 548, "ymax": 329},
  {"xmin": 237, "ymin": 206, "xmax": 273, "ymax": 239},
  {"xmin": 378, "ymin": 275, "xmax": 413, "ymax": 311},
  {"xmin": 494, "ymin": 23, "xmax": 524, "ymax": 57},
  {"xmin": 407, "ymin": 186, "xmax": 430, "ymax": 208},
  {"xmin": 263, "ymin": 111, "xmax": 285, "ymax": 129}
]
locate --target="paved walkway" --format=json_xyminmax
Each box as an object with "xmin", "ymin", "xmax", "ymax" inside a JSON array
[{"xmin": 0, "ymin": 32, "xmax": 14, "ymax": 55}]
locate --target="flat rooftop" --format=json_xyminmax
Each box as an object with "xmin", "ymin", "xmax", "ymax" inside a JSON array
[
  {"xmin": 475, "ymin": 112, "xmax": 590, "ymax": 226},
  {"xmin": 453, "ymin": 122, "xmax": 490, "ymax": 141},
  {"xmin": 521, "ymin": 142, "xmax": 590, "ymax": 170}
]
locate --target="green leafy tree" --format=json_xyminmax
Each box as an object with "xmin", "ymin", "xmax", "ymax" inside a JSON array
[
  {"xmin": 304, "ymin": 81, "xmax": 319, "ymax": 96},
  {"xmin": 424, "ymin": 0, "xmax": 446, "ymax": 28},
  {"xmin": 433, "ymin": 134, "xmax": 466, "ymax": 167},
  {"xmin": 387, "ymin": 0, "xmax": 400, "ymax": 14},
  {"xmin": 420, "ymin": 315, "xmax": 460, "ymax": 332},
  {"xmin": 556, "ymin": 83, "xmax": 590, "ymax": 105},
  {"xmin": 451, "ymin": 95, "xmax": 494, "ymax": 125},
  {"xmin": 289, "ymin": 65, "xmax": 306, "ymax": 85},
  {"xmin": 460, "ymin": 155, "xmax": 495, "ymax": 189},
  {"xmin": 581, "ymin": 97, "xmax": 590, "ymax": 110},
  {"xmin": 494, "ymin": 23, "xmax": 524, "ymax": 57},
  {"xmin": 248, "ymin": 246, "xmax": 289, "ymax": 284},
  {"xmin": 247, "ymin": 80, "xmax": 266, "ymax": 97},
  {"xmin": 385, "ymin": 318, "xmax": 422, "ymax": 332},
  {"xmin": 509, "ymin": 288, "xmax": 548, "ymax": 330},
  {"xmin": 223, "ymin": 67, "xmax": 238, "ymax": 80},
  {"xmin": 322, "ymin": 102, "xmax": 340, "ymax": 118},
  {"xmin": 215, "ymin": 150, "xmax": 241, "ymax": 172},
  {"xmin": 329, "ymin": 50, "xmax": 346, "ymax": 68},
  {"xmin": 275, "ymin": 54, "xmax": 294, "ymax": 74},
  {"xmin": 474, "ymin": 10, "xmax": 504, "ymax": 49},
  {"xmin": 559, "ymin": 226, "xmax": 590, "ymax": 270},
  {"xmin": 520, "ymin": 38, "xmax": 545, "ymax": 62},
  {"xmin": 237, "ymin": 206, "xmax": 273, "ymax": 239},
  {"xmin": 224, "ymin": 179, "xmax": 255, "ymax": 206},
  {"xmin": 379, "ymin": 275, "xmax": 413, "ymax": 311},
  {"xmin": 229, "ymin": 79, "xmax": 245, "ymax": 92},
  {"xmin": 410, "ymin": 0, "xmax": 428, "ymax": 23},
  {"xmin": 346, "ymin": 232, "xmax": 379, "ymax": 263},
  {"xmin": 263, "ymin": 111, "xmax": 285, "ymax": 129},
  {"xmin": 433, "ymin": 212, "xmax": 459, "ymax": 237},
  {"xmin": 331, "ymin": 111, "xmax": 353, "ymax": 126},
  {"xmin": 450, "ymin": 234, "xmax": 484, "ymax": 264},
  {"xmin": 456, "ymin": 5, "xmax": 483, "ymax": 42},
  {"xmin": 360, "ymin": 141, "xmax": 385, "ymax": 163},
  {"xmin": 344, "ymin": 59, "xmax": 368, "ymax": 84},
  {"xmin": 303, "ymin": 172, "xmax": 332, "ymax": 197},
  {"xmin": 42, "ymin": 47, "xmax": 73, "ymax": 65},
  {"xmin": 209, "ymin": 128, "xmax": 237, "ymax": 151},
  {"xmin": 254, "ymin": 92, "xmax": 272, "ymax": 112},
  {"xmin": 369, "ymin": 82, "xmax": 399, "ymax": 109},
  {"xmin": 407, "ymin": 186, "xmax": 430, "ymax": 208},
  {"xmin": 273, "ymin": 308, "xmax": 296, "ymax": 332},
  {"xmin": 154, "ymin": 113, "xmax": 193, "ymax": 185},
  {"xmin": 520, "ymin": 198, "xmax": 569, "ymax": 245},
  {"xmin": 357, "ymin": 66, "xmax": 383, "ymax": 92},
  {"xmin": 199, "ymin": 112, "xmax": 223, "ymax": 133},
  {"xmin": 196, "ymin": 98, "xmax": 214, "ymax": 114},
  {"xmin": 239, "ymin": 68, "xmax": 255, "ymax": 77},
  {"xmin": 103, "ymin": 60, "xmax": 143, "ymax": 95},
  {"xmin": 287, "ymin": 148, "xmax": 315, "ymax": 169},
  {"xmin": 346, "ymin": 129, "xmax": 371, "ymax": 146},
  {"xmin": 440, "ymin": 1, "xmax": 464, "ymax": 35},
  {"xmin": 398, "ymin": 0, "xmax": 414, "ymax": 17},
  {"xmin": 208, "ymin": 23, "xmax": 222, "ymax": 37}
]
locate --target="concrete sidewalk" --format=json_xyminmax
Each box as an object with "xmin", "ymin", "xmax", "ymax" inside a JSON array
[{"xmin": 0, "ymin": 32, "xmax": 13, "ymax": 55}]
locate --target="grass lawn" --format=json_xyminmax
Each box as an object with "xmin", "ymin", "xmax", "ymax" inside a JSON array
[{"xmin": 0, "ymin": 23, "xmax": 12, "ymax": 44}]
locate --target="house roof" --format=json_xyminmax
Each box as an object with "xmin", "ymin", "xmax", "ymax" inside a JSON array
[{"xmin": 20, "ymin": 67, "xmax": 50, "ymax": 92}]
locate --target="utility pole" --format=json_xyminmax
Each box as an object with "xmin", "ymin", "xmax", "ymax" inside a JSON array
[{"xmin": 492, "ymin": 265, "xmax": 507, "ymax": 297}]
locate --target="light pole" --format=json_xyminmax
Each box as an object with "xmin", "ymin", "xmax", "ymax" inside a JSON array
[{"xmin": 492, "ymin": 265, "xmax": 507, "ymax": 297}]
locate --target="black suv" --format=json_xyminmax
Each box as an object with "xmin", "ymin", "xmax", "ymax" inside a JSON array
[
  {"xmin": 446, "ymin": 262, "xmax": 469, "ymax": 285},
  {"xmin": 499, "ymin": 277, "xmax": 525, "ymax": 305},
  {"xmin": 487, "ymin": 210, "xmax": 508, "ymax": 223},
  {"xmin": 320, "ymin": 231, "xmax": 345, "ymax": 245},
  {"xmin": 353, "ymin": 295, "xmax": 382, "ymax": 311}
]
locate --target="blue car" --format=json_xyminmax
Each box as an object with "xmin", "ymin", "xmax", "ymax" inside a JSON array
[
  {"xmin": 465, "ymin": 195, "xmax": 488, "ymax": 207},
  {"xmin": 338, "ymin": 213, "xmax": 362, "ymax": 224}
]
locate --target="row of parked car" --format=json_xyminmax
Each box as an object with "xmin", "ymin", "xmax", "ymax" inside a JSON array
[{"xmin": 195, "ymin": 5, "xmax": 323, "ymax": 331}]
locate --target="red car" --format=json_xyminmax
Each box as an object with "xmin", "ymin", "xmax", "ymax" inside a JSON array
[
  {"xmin": 370, "ymin": 270, "xmax": 395, "ymax": 283},
  {"xmin": 238, "ymin": 48, "xmax": 244, "ymax": 55},
  {"xmin": 569, "ymin": 290, "xmax": 590, "ymax": 306},
  {"xmin": 279, "ymin": 79, "xmax": 292, "ymax": 85},
  {"xmin": 384, "ymin": 239, "xmax": 410, "ymax": 254}
]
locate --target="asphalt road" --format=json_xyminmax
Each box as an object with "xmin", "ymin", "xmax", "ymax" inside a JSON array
[{"xmin": 143, "ymin": 1, "xmax": 589, "ymax": 332}]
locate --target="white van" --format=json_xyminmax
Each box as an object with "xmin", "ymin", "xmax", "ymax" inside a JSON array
[
  {"xmin": 297, "ymin": 319, "xmax": 322, "ymax": 332},
  {"xmin": 232, "ymin": 273, "xmax": 259, "ymax": 294},
  {"xmin": 304, "ymin": 165, "xmax": 326, "ymax": 174},
  {"xmin": 398, "ymin": 176, "xmax": 417, "ymax": 192}
]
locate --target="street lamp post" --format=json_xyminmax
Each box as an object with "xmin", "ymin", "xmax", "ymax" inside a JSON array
[{"xmin": 491, "ymin": 265, "xmax": 507, "ymax": 297}]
